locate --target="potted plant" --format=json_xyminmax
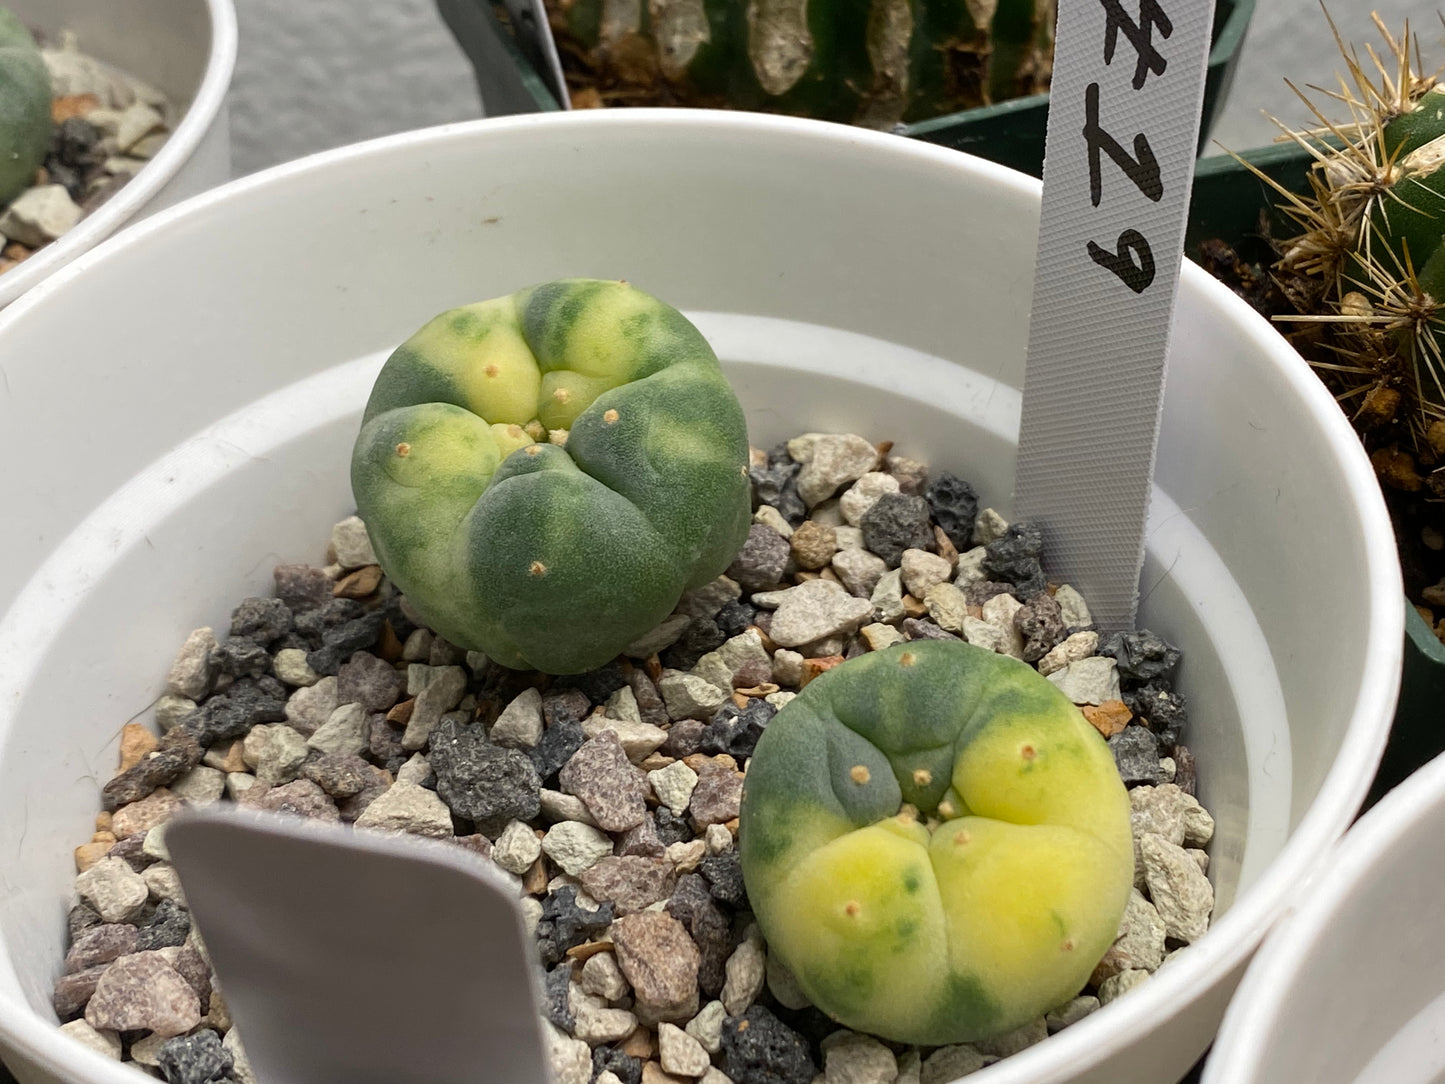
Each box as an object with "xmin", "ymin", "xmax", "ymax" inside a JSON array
[
  {"xmin": 0, "ymin": 0, "xmax": 236, "ymax": 309},
  {"xmin": 435, "ymin": 0, "xmax": 1254, "ymax": 176},
  {"xmin": 0, "ymin": 112, "xmax": 1400, "ymax": 1084},
  {"xmin": 1184, "ymin": 14, "xmax": 1445, "ymax": 803}
]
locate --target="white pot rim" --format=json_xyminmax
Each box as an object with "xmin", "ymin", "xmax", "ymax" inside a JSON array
[
  {"xmin": 1203, "ymin": 749, "xmax": 1445, "ymax": 1083},
  {"xmin": 0, "ymin": 0, "xmax": 238, "ymax": 308},
  {"xmin": 0, "ymin": 109, "xmax": 1405, "ymax": 1084}
]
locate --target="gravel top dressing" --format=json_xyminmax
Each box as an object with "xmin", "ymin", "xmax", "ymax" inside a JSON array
[{"xmin": 52, "ymin": 432, "xmax": 1214, "ymax": 1084}]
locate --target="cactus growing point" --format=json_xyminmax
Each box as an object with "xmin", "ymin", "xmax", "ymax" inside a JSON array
[
  {"xmin": 351, "ymin": 279, "xmax": 751, "ymax": 674},
  {"xmin": 738, "ymin": 640, "xmax": 1133, "ymax": 1045},
  {"xmin": 0, "ymin": 8, "xmax": 52, "ymax": 207}
]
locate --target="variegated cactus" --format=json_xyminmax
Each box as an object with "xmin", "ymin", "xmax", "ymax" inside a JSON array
[
  {"xmin": 738, "ymin": 640, "xmax": 1133, "ymax": 1044},
  {"xmin": 0, "ymin": 8, "xmax": 51, "ymax": 206}
]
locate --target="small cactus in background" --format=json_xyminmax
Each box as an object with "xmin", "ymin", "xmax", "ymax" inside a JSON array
[
  {"xmin": 738, "ymin": 640, "xmax": 1133, "ymax": 1045},
  {"xmin": 545, "ymin": 0, "xmax": 1054, "ymax": 128},
  {"xmin": 0, "ymin": 8, "xmax": 52, "ymax": 206},
  {"xmin": 1247, "ymin": 15, "xmax": 1445, "ymax": 490},
  {"xmin": 351, "ymin": 279, "xmax": 751, "ymax": 674}
]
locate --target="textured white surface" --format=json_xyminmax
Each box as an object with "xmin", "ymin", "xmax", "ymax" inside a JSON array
[
  {"xmin": 229, "ymin": 0, "xmax": 480, "ymax": 175},
  {"xmin": 1210, "ymin": 0, "xmax": 1445, "ymax": 153}
]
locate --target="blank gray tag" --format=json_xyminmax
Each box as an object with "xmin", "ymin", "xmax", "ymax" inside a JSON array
[
  {"xmin": 1014, "ymin": 0, "xmax": 1216, "ymax": 632},
  {"xmin": 166, "ymin": 808, "xmax": 549, "ymax": 1084}
]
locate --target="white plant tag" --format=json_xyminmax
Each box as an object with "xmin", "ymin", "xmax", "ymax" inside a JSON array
[
  {"xmin": 1014, "ymin": 0, "xmax": 1216, "ymax": 632},
  {"xmin": 166, "ymin": 807, "xmax": 550, "ymax": 1084}
]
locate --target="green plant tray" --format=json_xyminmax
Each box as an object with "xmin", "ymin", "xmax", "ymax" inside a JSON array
[
  {"xmin": 1186, "ymin": 140, "xmax": 1445, "ymax": 806},
  {"xmin": 435, "ymin": 0, "xmax": 1254, "ymax": 174}
]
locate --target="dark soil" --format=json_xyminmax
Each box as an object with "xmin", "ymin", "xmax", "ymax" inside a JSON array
[{"xmin": 1196, "ymin": 236, "xmax": 1445, "ymax": 641}]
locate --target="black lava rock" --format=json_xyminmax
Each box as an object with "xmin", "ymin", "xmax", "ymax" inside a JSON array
[
  {"xmin": 593, "ymin": 1046, "xmax": 643, "ymax": 1084},
  {"xmin": 982, "ymin": 523, "xmax": 1048, "ymax": 598},
  {"xmin": 230, "ymin": 596, "xmax": 294, "ymax": 645},
  {"xmin": 668, "ymin": 874, "xmax": 733, "ymax": 997},
  {"xmin": 963, "ymin": 580, "xmax": 1016, "ymax": 606},
  {"xmin": 101, "ymin": 728, "xmax": 203, "ymax": 809},
  {"xmin": 67, "ymin": 904, "xmax": 102, "ymax": 940},
  {"xmin": 714, "ymin": 599, "xmax": 759, "ymax": 638},
  {"xmin": 700, "ymin": 699, "xmax": 775, "ymax": 758},
  {"xmin": 721, "ymin": 1005, "xmax": 816, "ymax": 1084},
  {"xmin": 529, "ymin": 715, "xmax": 586, "ymax": 784},
  {"xmin": 1124, "ymin": 682, "xmax": 1189, "ymax": 748},
  {"xmin": 214, "ymin": 636, "xmax": 272, "ymax": 680},
  {"xmin": 749, "ymin": 459, "xmax": 800, "ymax": 507},
  {"xmin": 536, "ymin": 887, "xmax": 615, "ymax": 967},
  {"xmin": 860, "ymin": 493, "xmax": 935, "ymax": 567},
  {"xmin": 699, "ymin": 852, "xmax": 748, "ymax": 908},
  {"xmin": 552, "ymin": 660, "xmax": 628, "ymax": 705},
  {"xmin": 305, "ymin": 610, "xmax": 387, "ymax": 675},
  {"xmin": 135, "ymin": 899, "xmax": 192, "ymax": 952},
  {"xmin": 157, "ymin": 1029, "xmax": 232, "ymax": 1084},
  {"xmin": 899, "ymin": 618, "xmax": 960, "ymax": 642},
  {"xmin": 1099, "ymin": 629, "xmax": 1182, "ymax": 685},
  {"xmin": 1015, "ymin": 592, "xmax": 1067, "ymax": 663},
  {"xmin": 661, "ymin": 616, "xmax": 727, "ymax": 672},
  {"xmin": 925, "ymin": 472, "xmax": 979, "ymax": 551},
  {"xmin": 1109, "ymin": 725, "xmax": 1162, "ymax": 786},
  {"xmin": 186, "ymin": 676, "xmax": 288, "ymax": 747},
  {"xmin": 543, "ymin": 964, "xmax": 574, "ymax": 1031},
  {"xmin": 654, "ymin": 807, "xmax": 695, "ymax": 846},
  {"xmin": 52, "ymin": 117, "xmax": 102, "ymax": 169},
  {"xmin": 430, "ymin": 718, "xmax": 540, "ymax": 832},
  {"xmin": 727, "ymin": 524, "xmax": 792, "ymax": 591},
  {"xmin": 293, "ymin": 598, "xmax": 366, "ymax": 647}
]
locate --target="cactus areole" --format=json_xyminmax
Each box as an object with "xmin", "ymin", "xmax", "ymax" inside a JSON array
[
  {"xmin": 350, "ymin": 279, "xmax": 751, "ymax": 674},
  {"xmin": 0, "ymin": 8, "xmax": 52, "ymax": 207},
  {"xmin": 738, "ymin": 641, "xmax": 1134, "ymax": 1044}
]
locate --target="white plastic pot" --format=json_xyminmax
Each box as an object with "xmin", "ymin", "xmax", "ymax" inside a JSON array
[
  {"xmin": 0, "ymin": 112, "xmax": 1402, "ymax": 1084},
  {"xmin": 1203, "ymin": 749, "xmax": 1445, "ymax": 1084},
  {"xmin": 0, "ymin": 0, "xmax": 236, "ymax": 309}
]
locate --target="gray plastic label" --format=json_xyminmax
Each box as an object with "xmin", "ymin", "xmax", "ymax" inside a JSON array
[{"xmin": 1014, "ymin": 0, "xmax": 1215, "ymax": 633}]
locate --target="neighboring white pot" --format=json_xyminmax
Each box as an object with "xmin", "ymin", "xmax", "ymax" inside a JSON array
[
  {"xmin": 0, "ymin": 111, "xmax": 1402, "ymax": 1084},
  {"xmin": 0, "ymin": 0, "xmax": 236, "ymax": 308},
  {"xmin": 1203, "ymin": 749, "xmax": 1445, "ymax": 1084}
]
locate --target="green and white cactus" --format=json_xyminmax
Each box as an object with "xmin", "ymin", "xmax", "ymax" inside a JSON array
[
  {"xmin": 546, "ymin": 0, "xmax": 1054, "ymax": 128},
  {"xmin": 351, "ymin": 279, "xmax": 751, "ymax": 674},
  {"xmin": 0, "ymin": 8, "xmax": 51, "ymax": 207},
  {"xmin": 738, "ymin": 640, "xmax": 1133, "ymax": 1044}
]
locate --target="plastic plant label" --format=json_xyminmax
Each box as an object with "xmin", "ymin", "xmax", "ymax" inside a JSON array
[
  {"xmin": 166, "ymin": 807, "xmax": 549, "ymax": 1084},
  {"xmin": 1014, "ymin": 0, "xmax": 1216, "ymax": 633}
]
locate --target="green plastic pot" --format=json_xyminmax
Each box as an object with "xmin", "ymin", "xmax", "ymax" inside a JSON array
[
  {"xmin": 435, "ymin": 0, "xmax": 1254, "ymax": 173},
  {"xmin": 1186, "ymin": 142, "xmax": 1445, "ymax": 806}
]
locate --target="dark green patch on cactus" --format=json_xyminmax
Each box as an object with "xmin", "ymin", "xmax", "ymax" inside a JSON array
[
  {"xmin": 352, "ymin": 279, "xmax": 751, "ymax": 674},
  {"xmin": 738, "ymin": 640, "xmax": 1132, "ymax": 1045},
  {"xmin": 0, "ymin": 9, "xmax": 52, "ymax": 207}
]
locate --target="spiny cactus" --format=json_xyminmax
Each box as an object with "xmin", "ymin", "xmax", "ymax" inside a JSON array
[
  {"xmin": 351, "ymin": 279, "xmax": 751, "ymax": 674},
  {"xmin": 738, "ymin": 640, "xmax": 1133, "ymax": 1045},
  {"xmin": 1248, "ymin": 15, "xmax": 1445, "ymax": 482},
  {"xmin": 545, "ymin": 0, "xmax": 1054, "ymax": 128},
  {"xmin": 0, "ymin": 8, "xmax": 52, "ymax": 206}
]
